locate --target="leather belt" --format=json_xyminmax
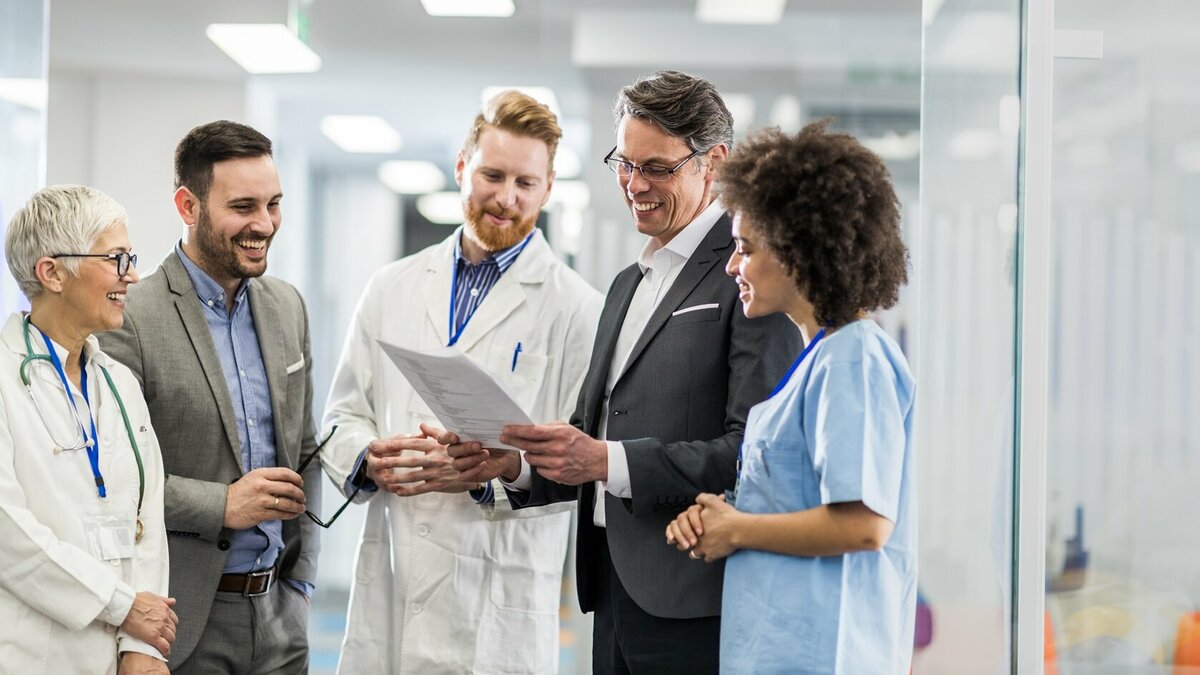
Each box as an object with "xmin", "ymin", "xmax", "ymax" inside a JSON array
[{"xmin": 217, "ymin": 565, "xmax": 278, "ymax": 597}]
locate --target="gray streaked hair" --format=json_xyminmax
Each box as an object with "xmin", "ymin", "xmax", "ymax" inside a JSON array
[
  {"xmin": 613, "ymin": 70, "xmax": 735, "ymax": 153},
  {"xmin": 5, "ymin": 184, "xmax": 127, "ymax": 300}
]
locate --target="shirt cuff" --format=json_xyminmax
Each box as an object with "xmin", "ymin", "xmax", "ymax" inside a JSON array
[
  {"xmin": 98, "ymin": 582, "xmax": 135, "ymax": 627},
  {"xmin": 604, "ymin": 441, "xmax": 632, "ymax": 499},
  {"xmin": 285, "ymin": 579, "xmax": 314, "ymax": 598},
  {"xmin": 499, "ymin": 454, "xmax": 533, "ymax": 492},
  {"xmin": 117, "ymin": 636, "xmax": 167, "ymax": 661},
  {"xmin": 347, "ymin": 447, "xmax": 379, "ymax": 495}
]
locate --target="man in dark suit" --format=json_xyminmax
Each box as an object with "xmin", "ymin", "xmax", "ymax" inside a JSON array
[
  {"xmin": 448, "ymin": 71, "xmax": 800, "ymax": 674},
  {"xmin": 100, "ymin": 121, "xmax": 320, "ymax": 674}
]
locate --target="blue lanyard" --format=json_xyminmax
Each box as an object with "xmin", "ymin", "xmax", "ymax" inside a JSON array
[
  {"xmin": 39, "ymin": 330, "xmax": 106, "ymax": 499},
  {"xmin": 733, "ymin": 328, "xmax": 825, "ymax": 502},
  {"xmin": 769, "ymin": 328, "xmax": 826, "ymax": 398},
  {"xmin": 446, "ymin": 231, "xmax": 534, "ymax": 347}
]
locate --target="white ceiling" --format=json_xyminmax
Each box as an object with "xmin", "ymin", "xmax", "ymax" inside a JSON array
[{"xmin": 48, "ymin": 0, "xmax": 923, "ymax": 174}]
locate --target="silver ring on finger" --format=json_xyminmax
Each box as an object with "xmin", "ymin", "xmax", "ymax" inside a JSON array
[
  {"xmin": 689, "ymin": 550, "xmax": 702, "ymax": 560},
  {"xmin": 273, "ymin": 496, "xmax": 279, "ymax": 510}
]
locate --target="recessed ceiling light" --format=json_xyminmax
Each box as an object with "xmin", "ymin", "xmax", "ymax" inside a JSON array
[
  {"xmin": 416, "ymin": 192, "xmax": 465, "ymax": 224},
  {"xmin": 696, "ymin": 0, "xmax": 786, "ymax": 25},
  {"xmin": 378, "ymin": 161, "xmax": 447, "ymax": 193},
  {"xmin": 420, "ymin": 0, "xmax": 515, "ymax": 17},
  {"xmin": 481, "ymin": 86, "xmax": 561, "ymax": 119},
  {"xmin": 320, "ymin": 115, "xmax": 402, "ymax": 154},
  {"xmin": 554, "ymin": 146, "xmax": 582, "ymax": 179},
  {"xmin": 206, "ymin": 24, "xmax": 321, "ymax": 74}
]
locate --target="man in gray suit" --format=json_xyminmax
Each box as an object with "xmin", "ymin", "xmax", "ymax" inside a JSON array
[
  {"xmin": 449, "ymin": 71, "xmax": 800, "ymax": 673},
  {"xmin": 100, "ymin": 121, "xmax": 320, "ymax": 674}
]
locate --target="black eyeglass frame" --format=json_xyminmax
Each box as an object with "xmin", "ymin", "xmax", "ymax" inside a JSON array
[
  {"xmin": 603, "ymin": 146, "xmax": 704, "ymax": 182},
  {"xmin": 296, "ymin": 425, "xmax": 359, "ymax": 528},
  {"xmin": 51, "ymin": 252, "xmax": 138, "ymax": 277}
]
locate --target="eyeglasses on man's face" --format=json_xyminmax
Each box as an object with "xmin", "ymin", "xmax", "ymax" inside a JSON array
[
  {"xmin": 296, "ymin": 425, "xmax": 358, "ymax": 528},
  {"xmin": 603, "ymin": 146, "xmax": 703, "ymax": 182},
  {"xmin": 51, "ymin": 251, "xmax": 138, "ymax": 277}
]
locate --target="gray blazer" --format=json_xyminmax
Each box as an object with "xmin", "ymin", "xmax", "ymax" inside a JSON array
[
  {"xmin": 98, "ymin": 251, "xmax": 321, "ymax": 667},
  {"xmin": 510, "ymin": 213, "xmax": 800, "ymax": 620}
]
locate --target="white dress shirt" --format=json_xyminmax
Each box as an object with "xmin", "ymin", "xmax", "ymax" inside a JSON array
[{"xmin": 501, "ymin": 200, "xmax": 726, "ymax": 526}]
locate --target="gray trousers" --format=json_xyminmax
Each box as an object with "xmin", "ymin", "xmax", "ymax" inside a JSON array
[{"xmin": 172, "ymin": 582, "xmax": 309, "ymax": 675}]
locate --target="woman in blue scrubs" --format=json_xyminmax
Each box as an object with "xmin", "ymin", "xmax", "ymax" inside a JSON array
[{"xmin": 666, "ymin": 121, "xmax": 916, "ymax": 675}]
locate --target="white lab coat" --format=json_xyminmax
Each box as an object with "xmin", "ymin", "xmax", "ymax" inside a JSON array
[
  {"xmin": 0, "ymin": 313, "xmax": 169, "ymax": 674},
  {"xmin": 322, "ymin": 230, "xmax": 602, "ymax": 674}
]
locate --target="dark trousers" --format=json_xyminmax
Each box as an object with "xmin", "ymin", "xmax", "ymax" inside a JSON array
[{"xmin": 592, "ymin": 533, "xmax": 721, "ymax": 675}]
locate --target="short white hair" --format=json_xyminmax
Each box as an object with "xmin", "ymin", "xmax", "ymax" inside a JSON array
[{"xmin": 5, "ymin": 184, "xmax": 127, "ymax": 300}]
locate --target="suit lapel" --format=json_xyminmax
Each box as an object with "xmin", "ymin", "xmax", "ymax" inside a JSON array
[
  {"xmin": 162, "ymin": 254, "xmax": 245, "ymax": 471},
  {"xmin": 419, "ymin": 238, "xmax": 454, "ymax": 347},
  {"xmin": 617, "ymin": 214, "xmax": 732, "ymax": 383},
  {"xmin": 249, "ymin": 282, "xmax": 291, "ymax": 468},
  {"xmin": 581, "ymin": 266, "xmax": 642, "ymax": 433}
]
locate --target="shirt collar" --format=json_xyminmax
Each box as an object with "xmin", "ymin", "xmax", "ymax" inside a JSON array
[
  {"xmin": 452, "ymin": 226, "xmax": 535, "ymax": 274},
  {"xmin": 175, "ymin": 242, "xmax": 249, "ymax": 308},
  {"xmin": 637, "ymin": 199, "xmax": 726, "ymax": 273}
]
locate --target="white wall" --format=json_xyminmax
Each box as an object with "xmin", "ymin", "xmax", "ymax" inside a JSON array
[{"xmin": 46, "ymin": 69, "xmax": 244, "ymax": 269}]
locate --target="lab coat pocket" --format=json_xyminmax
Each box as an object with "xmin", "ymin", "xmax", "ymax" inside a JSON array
[
  {"xmin": 486, "ymin": 343, "xmax": 548, "ymax": 415},
  {"xmin": 488, "ymin": 516, "xmax": 565, "ymax": 614}
]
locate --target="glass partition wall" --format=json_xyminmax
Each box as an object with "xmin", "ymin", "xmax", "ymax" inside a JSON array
[
  {"xmin": 1041, "ymin": 0, "xmax": 1200, "ymax": 673},
  {"xmin": 0, "ymin": 0, "xmax": 48, "ymax": 314}
]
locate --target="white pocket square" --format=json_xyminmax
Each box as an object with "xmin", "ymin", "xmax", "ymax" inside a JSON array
[
  {"xmin": 672, "ymin": 303, "xmax": 720, "ymax": 316},
  {"xmin": 285, "ymin": 356, "xmax": 306, "ymax": 374}
]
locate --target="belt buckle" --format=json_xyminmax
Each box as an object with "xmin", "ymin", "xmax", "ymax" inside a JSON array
[{"xmin": 243, "ymin": 568, "xmax": 274, "ymax": 597}]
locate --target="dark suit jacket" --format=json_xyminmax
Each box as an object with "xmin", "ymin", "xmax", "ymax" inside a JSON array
[
  {"xmin": 509, "ymin": 213, "xmax": 800, "ymax": 619},
  {"xmin": 98, "ymin": 251, "xmax": 321, "ymax": 666}
]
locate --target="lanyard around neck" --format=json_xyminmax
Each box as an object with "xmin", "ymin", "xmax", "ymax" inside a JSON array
[
  {"xmin": 447, "ymin": 231, "xmax": 535, "ymax": 347},
  {"xmin": 38, "ymin": 330, "xmax": 107, "ymax": 499},
  {"xmin": 733, "ymin": 328, "xmax": 826, "ymax": 503},
  {"xmin": 769, "ymin": 328, "xmax": 826, "ymax": 398}
]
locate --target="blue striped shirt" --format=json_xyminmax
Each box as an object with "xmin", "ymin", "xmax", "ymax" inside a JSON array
[{"xmin": 448, "ymin": 227, "xmax": 535, "ymax": 346}]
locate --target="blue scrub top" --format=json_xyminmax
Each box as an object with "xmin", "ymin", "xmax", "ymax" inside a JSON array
[{"xmin": 721, "ymin": 319, "xmax": 917, "ymax": 675}]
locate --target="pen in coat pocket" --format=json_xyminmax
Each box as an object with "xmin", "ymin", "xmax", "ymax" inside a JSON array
[{"xmin": 512, "ymin": 342, "xmax": 522, "ymax": 371}]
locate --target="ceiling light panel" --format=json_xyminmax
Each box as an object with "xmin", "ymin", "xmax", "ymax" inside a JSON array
[
  {"xmin": 206, "ymin": 24, "xmax": 322, "ymax": 74},
  {"xmin": 417, "ymin": 192, "xmax": 466, "ymax": 224},
  {"xmin": 320, "ymin": 115, "xmax": 402, "ymax": 154},
  {"xmin": 421, "ymin": 0, "xmax": 515, "ymax": 17},
  {"xmin": 696, "ymin": 0, "xmax": 786, "ymax": 25},
  {"xmin": 378, "ymin": 161, "xmax": 447, "ymax": 193}
]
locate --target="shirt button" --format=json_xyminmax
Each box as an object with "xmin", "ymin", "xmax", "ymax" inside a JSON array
[
  {"xmin": 470, "ymin": 288, "xmax": 480, "ymax": 297},
  {"xmin": 411, "ymin": 603, "xmax": 422, "ymax": 615},
  {"xmin": 206, "ymin": 300, "xmax": 214, "ymax": 307},
  {"xmin": 239, "ymin": 369, "xmax": 246, "ymax": 377},
  {"xmin": 417, "ymin": 525, "xmax": 430, "ymax": 537},
  {"xmin": 248, "ymin": 420, "xmax": 255, "ymax": 427}
]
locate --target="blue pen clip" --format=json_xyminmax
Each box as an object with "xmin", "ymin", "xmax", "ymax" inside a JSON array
[{"xmin": 511, "ymin": 342, "xmax": 523, "ymax": 371}]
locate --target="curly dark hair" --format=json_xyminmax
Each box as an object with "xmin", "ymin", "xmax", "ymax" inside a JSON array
[{"xmin": 719, "ymin": 120, "xmax": 909, "ymax": 327}]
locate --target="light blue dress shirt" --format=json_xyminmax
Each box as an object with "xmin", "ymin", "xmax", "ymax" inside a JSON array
[
  {"xmin": 175, "ymin": 247, "xmax": 291, "ymax": 580},
  {"xmin": 721, "ymin": 319, "xmax": 917, "ymax": 675}
]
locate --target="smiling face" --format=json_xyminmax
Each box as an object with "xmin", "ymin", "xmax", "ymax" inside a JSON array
[
  {"xmin": 180, "ymin": 154, "xmax": 281, "ymax": 291},
  {"xmin": 613, "ymin": 115, "xmax": 726, "ymax": 247},
  {"xmin": 456, "ymin": 126, "xmax": 553, "ymax": 254},
  {"xmin": 726, "ymin": 212, "xmax": 811, "ymax": 327},
  {"xmin": 59, "ymin": 221, "xmax": 140, "ymax": 335}
]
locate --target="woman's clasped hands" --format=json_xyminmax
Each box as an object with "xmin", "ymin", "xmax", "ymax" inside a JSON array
[{"xmin": 665, "ymin": 493, "xmax": 742, "ymax": 563}]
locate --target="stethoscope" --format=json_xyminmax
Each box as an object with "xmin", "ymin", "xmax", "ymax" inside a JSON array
[{"xmin": 19, "ymin": 313, "xmax": 146, "ymax": 542}]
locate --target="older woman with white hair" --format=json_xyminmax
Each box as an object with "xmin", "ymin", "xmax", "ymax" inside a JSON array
[{"xmin": 1, "ymin": 185, "xmax": 176, "ymax": 674}]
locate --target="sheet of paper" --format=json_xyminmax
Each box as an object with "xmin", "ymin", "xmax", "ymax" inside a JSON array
[{"xmin": 377, "ymin": 339, "xmax": 531, "ymax": 450}]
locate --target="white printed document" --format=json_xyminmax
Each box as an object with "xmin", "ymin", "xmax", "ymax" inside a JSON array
[{"xmin": 377, "ymin": 340, "xmax": 531, "ymax": 450}]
